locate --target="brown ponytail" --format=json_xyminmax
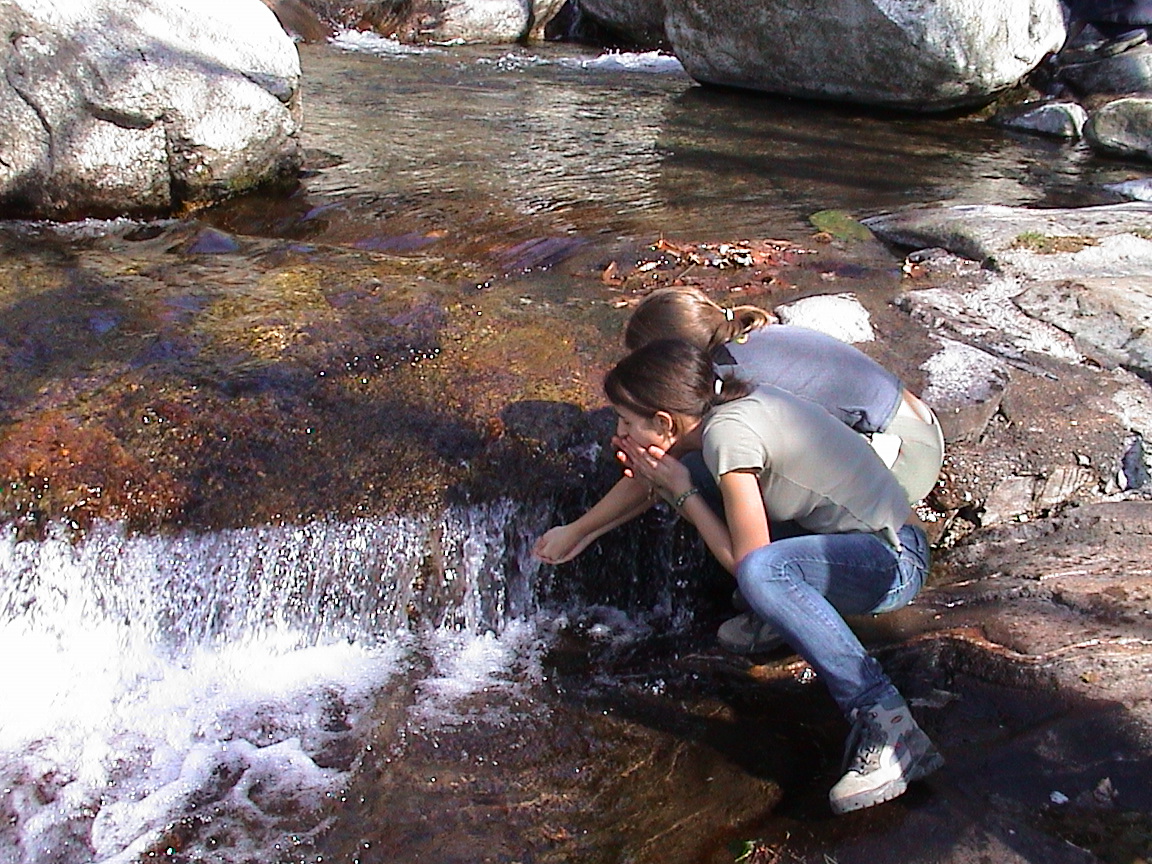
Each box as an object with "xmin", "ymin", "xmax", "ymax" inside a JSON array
[
  {"xmin": 624, "ymin": 287, "xmax": 774, "ymax": 353},
  {"xmin": 604, "ymin": 339, "xmax": 752, "ymax": 430}
]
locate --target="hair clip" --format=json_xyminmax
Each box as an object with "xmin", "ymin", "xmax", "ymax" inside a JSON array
[
  {"xmin": 714, "ymin": 377, "xmax": 724, "ymax": 396},
  {"xmin": 723, "ymin": 307, "xmax": 734, "ymax": 321}
]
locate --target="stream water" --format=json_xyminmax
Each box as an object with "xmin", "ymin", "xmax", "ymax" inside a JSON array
[{"xmin": 2, "ymin": 34, "xmax": 1149, "ymax": 864}]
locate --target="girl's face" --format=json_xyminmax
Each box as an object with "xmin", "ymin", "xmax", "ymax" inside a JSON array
[{"xmin": 613, "ymin": 404, "xmax": 675, "ymax": 451}]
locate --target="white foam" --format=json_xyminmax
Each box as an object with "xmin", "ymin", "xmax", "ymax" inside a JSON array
[
  {"xmin": 476, "ymin": 51, "xmax": 546, "ymax": 71},
  {"xmin": 0, "ymin": 504, "xmax": 553, "ymax": 864},
  {"xmin": 412, "ymin": 619, "xmax": 547, "ymax": 729},
  {"xmin": 0, "ymin": 614, "xmax": 403, "ymax": 864},
  {"xmin": 330, "ymin": 29, "xmax": 439, "ymax": 56},
  {"xmin": 557, "ymin": 50, "xmax": 686, "ymax": 75}
]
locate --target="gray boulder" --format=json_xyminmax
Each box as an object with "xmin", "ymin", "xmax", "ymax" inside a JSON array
[
  {"xmin": 863, "ymin": 201, "xmax": 1152, "ymax": 263},
  {"xmin": 664, "ymin": 0, "xmax": 1066, "ymax": 111},
  {"xmin": 1105, "ymin": 177, "xmax": 1152, "ymax": 200},
  {"xmin": 1085, "ymin": 96, "xmax": 1152, "ymax": 162},
  {"xmin": 320, "ymin": 0, "xmax": 566, "ymax": 43},
  {"xmin": 0, "ymin": 0, "xmax": 302, "ymax": 218},
  {"xmin": 868, "ymin": 203, "xmax": 1152, "ymax": 381},
  {"xmin": 424, "ymin": 0, "xmax": 531, "ymax": 42},
  {"xmin": 1057, "ymin": 44, "xmax": 1152, "ymax": 97},
  {"xmin": 991, "ymin": 100, "xmax": 1088, "ymax": 138},
  {"xmin": 919, "ymin": 336, "xmax": 1012, "ymax": 444}
]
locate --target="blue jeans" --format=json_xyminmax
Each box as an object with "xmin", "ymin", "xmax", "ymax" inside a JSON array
[{"xmin": 735, "ymin": 523, "xmax": 929, "ymax": 717}]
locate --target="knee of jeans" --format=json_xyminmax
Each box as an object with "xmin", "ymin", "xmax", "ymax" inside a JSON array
[
  {"xmin": 900, "ymin": 524, "xmax": 929, "ymax": 567},
  {"xmin": 872, "ymin": 565, "xmax": 923, "ymax": 614},
  {"xmin": 735, "ymin": 544, "xmax": 789, "ymax": 592}
]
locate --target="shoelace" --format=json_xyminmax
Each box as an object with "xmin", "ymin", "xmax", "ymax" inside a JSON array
[{"xmin": 840, "ymin": 709, "xmax": 884, "ymax": 775}]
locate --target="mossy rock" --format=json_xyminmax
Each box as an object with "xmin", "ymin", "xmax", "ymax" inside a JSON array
[{"xmin": 809, "ymin": 209, "xmax": 874, "ymax": 242}]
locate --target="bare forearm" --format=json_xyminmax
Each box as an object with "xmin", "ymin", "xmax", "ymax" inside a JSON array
[
  {"xmin": 675, "ymin": 492, "xmax": 737, "ymax": 573},
  {"xmin": 534, "ymin": 475, "xmax": 655, "ymax": 563},
  {"xmin": 675, "ymin": 470, "xmax": 771, "ymax": 574},
  {"xmin": 571, "ymin": 476, "xmax": 654, "ymax": 537}
]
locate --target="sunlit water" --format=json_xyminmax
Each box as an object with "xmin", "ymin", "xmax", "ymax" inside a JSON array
[
  {"xmin": 3, "ymin": 33, "xmax": 1149, "ymax": 864},
  {"xmin": 0, "ymin": 500, "xmax": 701, "ymax": 863},
  {"xmin": 272, "ymin": 36, "xmax": 1135, "ymax": 245},
  {"xmin": 0, "ymin": 505, "xmax": 553, "ymax": 863}
]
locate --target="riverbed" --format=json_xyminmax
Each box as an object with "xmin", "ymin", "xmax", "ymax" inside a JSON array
[{"xmin": 2, "ymin": 34, "xmax": 1150, "ymax": 864}]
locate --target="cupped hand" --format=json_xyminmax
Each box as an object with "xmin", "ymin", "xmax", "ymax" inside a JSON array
[
  {"xmin": 610, "ymin": 434, "xmax": 637, "ymax": 480},
  {"xmin": 533, "ymin": 524, "xmax": 593, "ymax": 564},
  {"xmin": 614, "ymin": 437, "xmax": 692, "ymax": 498}
]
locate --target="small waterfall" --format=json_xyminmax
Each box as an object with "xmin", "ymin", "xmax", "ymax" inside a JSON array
[
  {"xmin": 0, "ymin": 494, "xmax": 716, "ymax": 864},
  {"xmin": 1, "ymin": 500, "xmax": 548, "ymax": 648},
  {"xmin": 0, "ymin": 500, "xmax": 564, "ymax": 864}
]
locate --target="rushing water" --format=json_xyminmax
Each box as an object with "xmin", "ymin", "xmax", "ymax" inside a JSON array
[{"xmin": 3, "ymin": 34, "xmax": 1150, "ymax": 864}]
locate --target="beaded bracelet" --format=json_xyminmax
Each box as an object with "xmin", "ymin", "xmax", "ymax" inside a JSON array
[{"xmin": 673, "ymin": 487, "xmax": 700, "ymax": 509}]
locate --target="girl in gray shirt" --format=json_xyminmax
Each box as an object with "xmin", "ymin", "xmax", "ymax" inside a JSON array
[
  {"xmin": 624, "ymin": 286, "xmax": 943, "ymax": 504},
  {"xmin": 622, "ymin": 286, "xmax": 945, "ymax": 655},
  {"xmin": 597, "ymin": 338, "xmax": 942, "ymax": 815}
]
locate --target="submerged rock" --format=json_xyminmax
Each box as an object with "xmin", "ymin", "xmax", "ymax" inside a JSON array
[{"xmin": 992, "ymin": 99, "xmax": 1088, "ymax": 138}]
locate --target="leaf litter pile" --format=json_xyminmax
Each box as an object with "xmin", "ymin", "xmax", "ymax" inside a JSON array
[{"xmin": 597, "ymin": 236, "xmax": 818, "ymax": 308}]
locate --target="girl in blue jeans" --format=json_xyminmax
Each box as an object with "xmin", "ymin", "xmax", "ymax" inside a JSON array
[
  {"xmin": 538, "ymin": 285, "xmax": 944, "ymax": 655},
  {"xmin": 544, "ymin": 338, "xmax": 942, "ymax": 814}
]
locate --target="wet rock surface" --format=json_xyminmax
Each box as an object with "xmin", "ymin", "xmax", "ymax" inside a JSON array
[
  {"xmin": 3, "ymin": 192, "xmax": 1152, "ymax": 862},
  {"xmin": 5, "ymin": 40, "xmax": 1152, "ymax": 860},
  {"xmin": 311, "ymin": 199, "xmax": 1152, "ymax": 863},
  {"xmin": 0, "ymin": 217, "xmax": 619, "ymax": 532},
  {"xmin": 4, "ymin": 195, "xmax": 1152, "ymax": 864}
]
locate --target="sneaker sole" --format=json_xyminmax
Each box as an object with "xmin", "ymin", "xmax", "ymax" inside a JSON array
[
  {"xmin": 717, "ymin": 634, "xmax": 785, "ymax": 654},
  {"xmin": 830, "ymin": 749, "xmax": 945, "ymax": 814}
]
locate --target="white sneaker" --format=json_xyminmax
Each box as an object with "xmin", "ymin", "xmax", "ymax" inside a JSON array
[
  {"xmin": 717, "ymin": 611, "xmax": 785, "ymax": 654},
  {"xmin": 829, "ymin": 692, "xmax": 944, "ymax": 814}
]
